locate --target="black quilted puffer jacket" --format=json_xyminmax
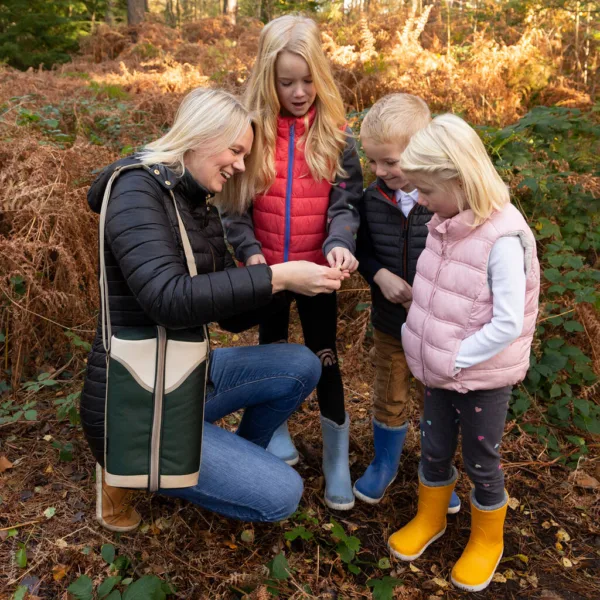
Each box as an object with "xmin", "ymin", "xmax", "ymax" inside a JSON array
[
  {"xmin": 82, "ymin": 157, "xmax": 275, "ymax": 464},
  {"xmin": 356, "ymin": 179, "xmax": 432, "ymax": 341}
]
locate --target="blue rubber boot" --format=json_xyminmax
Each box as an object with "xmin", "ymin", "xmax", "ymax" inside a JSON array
[
  {"xmin": 321, "ymin": 413, "xmax": 355, "ymax": 510},
  {"xmin": 448, "ymin": 490, "xmax": 461, "ymax": 514},
  {"xmin": 266, "ymin": 421, "xmax": 299, "ymax": 466},
  {"xmin": 353, "ymin": 419, "xmax": 407, "ymax": 504}
]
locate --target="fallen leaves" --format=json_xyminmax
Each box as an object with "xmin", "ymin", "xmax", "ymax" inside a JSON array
[
  {"xmin": 569, "ymin": 469, "xmax": 600, "ymax": 490},
  {"xmin": 431, "ymin": 577, "xmax": 449, "ymax": 589},
  {"xmin": 240, "ymin": 529, "xmax": 254, "ymax": 543},
  {"xmin": 514, "ymin": 553, "xmax": 529, "ymax": 565},
  {"xmin": 52, "ymin": 564, "xmax": 69, "ymax": 581},
  {"xmin": 0, "ymin": 455, "xmax": 13, "ymax": 472},
  {"xmin": 539, "ymin": 590, "xmax": 564, "ymax": 600}
]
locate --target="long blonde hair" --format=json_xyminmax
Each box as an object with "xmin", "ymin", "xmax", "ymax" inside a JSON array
[
  {"xmin": 399, "ymin": 114, "xmax": 509, "ymax": 225},
  {"xmin": 138, "ymin": 88, "xmax": 260, "ymax": 213},
  {"xmin": 224, "ymin": 15, "xmax": 347, "ymax": 213}
]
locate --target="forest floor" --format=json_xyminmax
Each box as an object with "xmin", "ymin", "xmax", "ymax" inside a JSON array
[{"xmin": 1, "ymin": 314, "xmax": 599, "ymax": 599}]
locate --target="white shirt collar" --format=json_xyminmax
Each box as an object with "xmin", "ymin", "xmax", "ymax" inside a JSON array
[{"xmin": 395, "ymin": 188, "xmax": 419, "ymax": 202}]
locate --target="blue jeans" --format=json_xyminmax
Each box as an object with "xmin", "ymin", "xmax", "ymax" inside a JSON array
[{"xmin": 161, "ymin": 343, "xmax": 321, "ymax": 522}]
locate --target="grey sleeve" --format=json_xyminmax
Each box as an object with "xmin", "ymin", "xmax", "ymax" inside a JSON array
[
  {"xmin": 221, "ymin": 207, "xmax": 263, "ymax": 264},
  {"xmin": 322, "ymin": 129, "xmax": 364, "ymax": 257}
]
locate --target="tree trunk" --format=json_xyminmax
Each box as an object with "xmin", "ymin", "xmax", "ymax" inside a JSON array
[
  {"xmin": 165, "ymin": 0, "xmax": 175, "ymax": 26},
  {"xmin": 105, "ymin": 0, "xmax": 114, "ymax": 26},
  {"xmin": 127, "ymin": 0, "xmax": 145, "ymax": 25},
  {"xmin": 223, "ymin": 0, "xmax": 237, "ymax": 24}
]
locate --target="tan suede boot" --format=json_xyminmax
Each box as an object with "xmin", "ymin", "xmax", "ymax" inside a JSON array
[{"xmin": 96, "ymin": 464, "xmax": 141, "ymax": 532}]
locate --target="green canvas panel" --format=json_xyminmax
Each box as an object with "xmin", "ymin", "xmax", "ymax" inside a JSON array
[
  {"xmin": 167, "ymin": 330, "xmax": 207, "ymax": 342},
  {"xmin": 106, "ymin": 358, "xmax": 153, "ymax": 475},
  {"xmin": 114, "ymin": 327, "xmax": 157, "ymax": 341},
  {"xmin": 160, "ymin": 361, "xmax": 206, "ymax": 476}
]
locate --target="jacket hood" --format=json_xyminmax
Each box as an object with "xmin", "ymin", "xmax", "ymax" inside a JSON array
[
  {"xmin": 87, "ymin": 156, "xmax": 208, "ymax": 214},
  {"xmin": 88, "ymin": 157, "xmax": 141, "ymax": 214}
]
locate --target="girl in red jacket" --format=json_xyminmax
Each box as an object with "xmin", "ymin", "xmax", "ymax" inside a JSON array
[{"xmin": 223, "ymin": 15, "xmax": 363, "ymax": 510}]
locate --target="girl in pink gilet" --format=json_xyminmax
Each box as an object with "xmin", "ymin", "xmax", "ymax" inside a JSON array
[{"xmin": 387, "ymin": 114, "xmax": 540, "ymax": 593}]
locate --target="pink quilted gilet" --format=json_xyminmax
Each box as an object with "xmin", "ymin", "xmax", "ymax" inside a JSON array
[{"xmin": 401, "ymin": 202, "xmax": 540, "ymax": 392}]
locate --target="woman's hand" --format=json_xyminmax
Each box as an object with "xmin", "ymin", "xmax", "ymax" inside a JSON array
[
  {"xmin": 271, "ymin": 261, "xmax": 346, "ymax": 296},
  {"xmin": 246, "ymin": 254, "xmax": 267, "ymax": 266},
  {"xmin": 373, "ymin": 269, "xmax": 412, "ymax": 305},
  {"xmin": 326, "ymin": 247, "xmax": 359, "ymax": 273}
]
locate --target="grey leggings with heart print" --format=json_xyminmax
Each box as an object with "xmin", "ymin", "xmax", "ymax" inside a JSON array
[{"xmin": 420, "ymin": 385, "xmax": 512, "ymax": 507}]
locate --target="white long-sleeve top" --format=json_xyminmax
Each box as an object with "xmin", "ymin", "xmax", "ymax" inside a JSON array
[{"xmin": 454, "ymin": 235, "xmax": 526, "ymax": 369}]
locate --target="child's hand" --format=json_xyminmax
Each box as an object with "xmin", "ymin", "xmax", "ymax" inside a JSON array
[
  {"xmin": 373, "ymin": 269, "xmax": 412, "ymax": 305},
  {"xmin": 327, "ymin": 247, "xmax": 359, "ymax": 273},
  {"xmin": 246, "ymin": 254, "xmax": 267, "ymax": 266}
]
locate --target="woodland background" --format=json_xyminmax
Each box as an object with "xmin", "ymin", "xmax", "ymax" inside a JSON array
[{"xmin": 0, "ymin": 1, "xmax": 599, "ymax": 599}]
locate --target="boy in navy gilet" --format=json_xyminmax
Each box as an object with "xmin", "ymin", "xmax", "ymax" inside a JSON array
[{"xmin": 353, "ymin": 94, "xmax": 460, "ymax": 513}]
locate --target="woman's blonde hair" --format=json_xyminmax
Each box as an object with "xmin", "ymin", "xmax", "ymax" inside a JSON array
[
  {"xmin": 399, "ymin": 114, "xmax": 509, "ymax": 225},
  {"xmin": 138, "ymin": 88, "xmax": 259, "ymax": 213},
  {"xmin": 361, "ymin": 93, "xmax": 431, "ymax": 149},
  {"xmin": 231, "ymin": 15, "xmax": 347, "ymax": 210}
]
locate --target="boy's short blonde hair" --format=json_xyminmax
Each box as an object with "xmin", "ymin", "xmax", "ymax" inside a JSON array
[{"xmin": 360, "ymin": 93, "xmax": 431, "ymax": 148}]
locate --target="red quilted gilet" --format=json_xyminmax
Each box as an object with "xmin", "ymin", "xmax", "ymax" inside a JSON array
[{"xmin": 252, "ymin": 107, "xmax": 332, "ymax": 266}]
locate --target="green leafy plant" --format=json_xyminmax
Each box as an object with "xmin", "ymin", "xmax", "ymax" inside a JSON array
[
  {"xmin": 65, "ymin": 330, "xmax": 92, "ymax": 353},
  {"xmin": 22, "ymin": 372, "xmax": 59, "ymax": 393},
  {"xmin": 55, "ymin": 391, "xmax": 81, "ymax": 425},
  {"xmin": 284, "ymin": 525, "xmax": 314, "ymax": 542},
  {"xmin": 12, "ymin": 586, "xmax": 28, "ymax": 600},
  {"xmin": 329, "ymin": 518, "xmax": 362, "ymax": 574},
  {"xmin": 15, "ymin": 542, "xmax": 27, "ymax": 568},
  {"xmin": 263, "ymin": 552, "xmax": 292, "ymax": 596},
  {"xmin": 481, "ymin": 105, "xmax": 600, "ymax": 461},
  {"xmin": 88, "ymin": 82, "xmax": 130, "ymax": 101},
  {"xmin": 66, "ymin": 545, "xmax": 176, "ymax": 600},
  {"xmin": 52, "ymin": 440, "xmax": 74, "ymax": 462},
  {"xmin": 0, "ymin": 398, "xmax": 37, "ymax": 423},
  {"xmin": 367, "ymin": 576, "xmax": 404, "ymax": 600}
]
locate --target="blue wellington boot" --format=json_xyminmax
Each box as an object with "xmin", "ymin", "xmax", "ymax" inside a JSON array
[
  {"xmin": 321, "ymin": 413, "xmax": 355, "ymax": 510},
  {"xmin": 416, "ymin": 420, "xmax": 461, "ymax": 514},
  {"xmin": 353, "ymin": 420, "xmax": 407, "ymax": 504},
  {"xmin": 448, "ymin": 490, "xmax": 461, "ymax": 514},
  {"xmin": 266, "ymin": 421, "xmax": 299, "ymax": 466}
]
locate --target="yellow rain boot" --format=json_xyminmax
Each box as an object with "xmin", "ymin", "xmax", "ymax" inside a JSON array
[
  {"xmin": 96, "ymin": 464, "xmax": 141, "ymax": 533},
  {"xmin": 388, "ymin": 468, "xmax": 457, "ymax": 561},
  {"xmin": 451, "ymin": 492, "xmax": 508, "ymax": 592}
]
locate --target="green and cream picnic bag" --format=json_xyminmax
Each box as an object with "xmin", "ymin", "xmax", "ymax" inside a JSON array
[{"xmin": 99, "ymin": 164, "xmax": 209, "ymax": 491}]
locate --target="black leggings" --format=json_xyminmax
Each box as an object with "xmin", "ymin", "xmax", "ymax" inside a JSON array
[{"xmin": 259, "ymin": 292, "xmax": 345, "ymax": 425}]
